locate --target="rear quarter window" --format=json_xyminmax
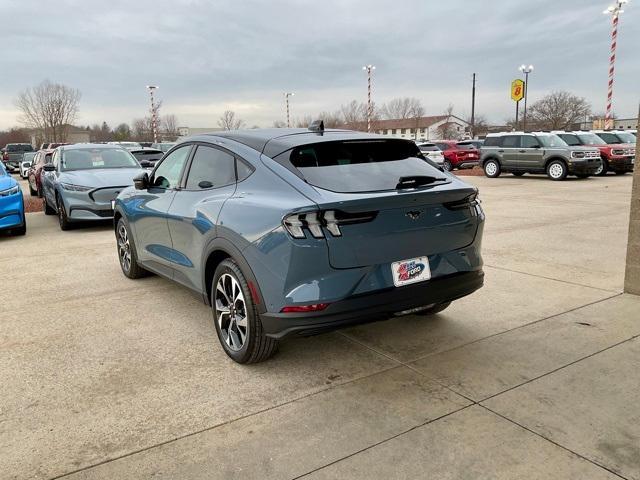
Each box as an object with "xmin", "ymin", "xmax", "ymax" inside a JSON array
[
  {"xmin": 275, "ymin": 140, "xmax": 445, "ymax": 193},
  {"xmin": 483, "ymin": 136, "xmax": 502, "ymax": 147}
]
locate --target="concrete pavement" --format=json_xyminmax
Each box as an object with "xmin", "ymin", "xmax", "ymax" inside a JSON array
[{"xmin": 1, "ymin": 173, "xmax": 638, "ymax": 479}]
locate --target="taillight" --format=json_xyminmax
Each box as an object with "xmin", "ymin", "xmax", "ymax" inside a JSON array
[
  {"xmin": 280, "ymin": 303, "xmax": 330, "ymax": 313},
  {"xmin": 283, "ymin": 209, "xmax": 377, "ymax": 239},
  {"xmin": 444, "ymin": 192, "xmax": 483, "ymax": 216}
]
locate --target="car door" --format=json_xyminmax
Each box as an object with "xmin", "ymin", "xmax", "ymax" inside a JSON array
[
  {"xmin": 166, "ymin": 144, "xmax": 239, "ymax": 291},
  {"xmin": 498, "ymin": 135, "xmax": 522, "ymax": 170},
  {"xmin": 132, "ymin": 144, "xmax": 193, "ymax": 277},
  {"xmin": 41, "ymin": 150, "xmax": 60, "ymax": 207},
  {"xmin": 519, "ymin": 135, "xmax": 545, "ymax": 171}
]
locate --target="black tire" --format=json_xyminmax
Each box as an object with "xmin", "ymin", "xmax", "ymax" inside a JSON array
[
  {"xmin": 415, "ymin": 302, "xmax": 451, "ymax": 316},
  {"xmin": 116, "ymin": 217, "xmax": 148, "ymax": 279},
  {"xmin": 443, "ymin": 160, "xmax": 453, "ymax": 172},
  {"xmin": 595, "ymin": 160, "xmax": 608, "ymax": 176},
  {"xmin": 546, "ymin": 160, "xmax": 567, "ymax": 181},
  {"xmin": 212, "ymin": 259, "xmax": 278, "ymax": 364},
  {"xmin": 56, "ymin": 194, "xmax": 72, "ymax": 230},
  {"xmin": 43, "ymin": 194, "xmax": 55, "ymax": 215},
  {"xmin": 512, "ymin": 172, "xmax": 525, "ymax": 177},
  {"xmin": 483, "ymin": 159, "xmax": 501, "ymax": 178},
  {"xmin": 29, "ymin": 183, "xmax": 37, "ymax": 196}
]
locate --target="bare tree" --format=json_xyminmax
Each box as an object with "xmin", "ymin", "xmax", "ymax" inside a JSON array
[
  {"xmin": 437, "ymin": 104, "xmax": 460, "ymax": 139},
  {"xmin": 0, "ymin": 128, "xmax": 30, "ymax": 146},
  {"xmin": 466, "ymin": 114, "xmax": 490, "ymax": 137},
  {"xmin": 218, "ymin": 110, "xmax": 245, "ymax": 130},
  {"xmin": 161, "ymin": 114, "xmax": 178, "ymax": 140},
  {"xmin": 294, "ymin": 115, "xmax": 314, "ymax": 128},
  {"xmin": 340, "ymin": 100, "xmax": 371, "ymax": 124},
  {"xmin": 529, "ymin": 91, "xmax": 591, "ymax": 130},
  {"xmin": 14, "ymin": 79, "xmax": 81, "ymax": 142},
  {"xmin": 380, "ymin": 97, "xmax": 423, "ymax": 120},
  {"xmin": 317, "ymin": 110, "xmax": 344, "ymax": 129},
  {"xmin": 132, "ymin": 117, "xmax": 153, "ymax": 142}
]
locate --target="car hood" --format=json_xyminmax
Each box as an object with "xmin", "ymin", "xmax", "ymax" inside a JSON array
[
  {"xmin": 0, "ymin": 174, "xmax": 18, "ymax": 191},
  {"xmin": 59, "ymin": 168, "xmax": 144, "ymax": 188}
]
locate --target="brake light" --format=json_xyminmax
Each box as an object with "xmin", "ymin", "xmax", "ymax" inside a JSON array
[
  {"xmin": 283, "ymin": 209, "xmax": 377, "ymax": 239},
  {"xmin": 2, "ymin": 153, "xmax": 8, "ymax": 161},
  {"xmin": 280, "ymin": 303, "xmax": 330, "ymax": 313}
]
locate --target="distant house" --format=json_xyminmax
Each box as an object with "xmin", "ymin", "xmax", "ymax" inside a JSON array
[
  {"xmin": 344, "ymin": 115, "xmax": 471, "ymax": 141},
  {"xmin": 27, "ymin": 124, "xmax": 90, "ymax": 148}
]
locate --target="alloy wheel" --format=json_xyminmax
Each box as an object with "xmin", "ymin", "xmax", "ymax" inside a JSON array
[
  {"xmin": 215, "ymin": 273, "xmax": 248, "ymax": 351},
  {"xmin": 485, "ymin": 162, "xmax": 497, "ymax": 176},
  {"xmin": 117, "ymin": 224, "xmax": 132, "ymax": 273},
  {"xmin": 594, "ymin": 163, "xmax": 604, "ymax": 176},
  {"xmin": 548, "ymin": 163, "xmax": 565, "ymax": 179}
]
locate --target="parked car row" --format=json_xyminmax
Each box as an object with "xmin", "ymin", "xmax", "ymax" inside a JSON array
[
  {"xmin": 480, "ymin": 130, "xmax": 635, "ymax": 181},
  {"xmin": 415, "ymin": 140, "xmax": 481, "ymax": 172}
]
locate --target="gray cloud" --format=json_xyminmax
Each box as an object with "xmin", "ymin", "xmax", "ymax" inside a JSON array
[{"xmin": 0, "ymin": 0, "xmax": 637, "ymax": 129}]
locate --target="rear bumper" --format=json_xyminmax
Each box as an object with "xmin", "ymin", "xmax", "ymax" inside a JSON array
[
  {"xmin": 455, "ymin": 160, "xmax": 479, "ymax": 169},
  {"xmin": 260, "ymin": 269, "xmax": 484, "ymax": 338}
]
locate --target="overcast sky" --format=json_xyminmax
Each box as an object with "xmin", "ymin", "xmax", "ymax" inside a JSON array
[{"xmin": 0, "ymin": 0, "xmax": 638, "ymax": 130}]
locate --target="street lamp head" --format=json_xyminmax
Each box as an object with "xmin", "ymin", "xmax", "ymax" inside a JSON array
[
  {"xmin": 146, "ymin": 85, "xmax": 158, "ymax": 90},
  {"xmin": 519, "ymin": 64, "xmax": 533, "ymax": 73},
  {"xmin": 362, "ymin": 65, "xmax": 376, "ymax": 71}
]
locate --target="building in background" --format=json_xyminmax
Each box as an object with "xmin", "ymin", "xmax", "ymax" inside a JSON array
[
  {"xmin": 576, "ymin": 117, "xmax": 638, "ymax": 131},
  {"xmin": 177, "ymin": 127, "xmax": 224, "ymax": 138},
  {"xmin": 345, "ymin": 115, "xmax": 471, "ymax": 141},
  {"xmin": 27, "ymin": 125, "xmax": 90, "ymax": 147}
]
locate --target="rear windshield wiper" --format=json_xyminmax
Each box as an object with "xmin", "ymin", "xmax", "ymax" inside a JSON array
[{"xmin": 395, "ymin": 175, "xmax": 447, "ymax": 189}]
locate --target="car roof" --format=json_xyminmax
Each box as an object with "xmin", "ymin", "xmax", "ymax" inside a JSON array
[
  {"xmin": 61, "ymin": 143, "xmax": 127, "ymax": 150},
  {"xmin": 190, "ymin": 128, "xmax": 397, "ymax": 158}
]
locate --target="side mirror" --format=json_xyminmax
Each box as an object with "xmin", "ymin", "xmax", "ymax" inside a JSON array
[
  {"xmin": 43, "ymin": 164, "xmax": 56, "ymax": 172},
  {"xmin": 133, "ymin": 172, "xmax": 149, "ymax": 190}
]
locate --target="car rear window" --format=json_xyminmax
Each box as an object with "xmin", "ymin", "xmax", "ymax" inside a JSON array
[
  {"xmin": 276, "ymin": 139, "xmax": 444, "ymax": 193},
  {"xmin": 456, "ymin": 142, "xmax": 476, "ymax": 150},
  {"xmin": 6, "ymin": 144, "xmax": 34, "ymax": 152},
  {"xmin": 418, "ymin": 144, "xmax": 439, "ymax": 151}
]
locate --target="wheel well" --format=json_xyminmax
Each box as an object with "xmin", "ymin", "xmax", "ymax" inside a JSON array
[
  {"xmin": 482, "ymin": 156, "xmax": 500, "ymax": 167},
  {"xmin": 545, "ymin": 157, "xmax": 568, "ymax": 170},
  {"xmin": 205, "ymin": 250, "xmax": 231, "ymax": 303},
  {"xmin": 113, "ymin": 211, "xmax": 122, "ymax": 232}
]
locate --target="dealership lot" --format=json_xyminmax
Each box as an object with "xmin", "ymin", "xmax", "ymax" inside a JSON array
[{"xmin": 2, "ymin": 174, "xmax": 639, "ymax": 479}]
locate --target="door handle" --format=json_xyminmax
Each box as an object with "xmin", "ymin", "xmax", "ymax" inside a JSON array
[
  {"xmin": 498, "ymin": 150, "xmax": 504, "ymax": 153},
  {"xmin": 518, "ymin": 150, "xmax": 526, "ymax": 153}
]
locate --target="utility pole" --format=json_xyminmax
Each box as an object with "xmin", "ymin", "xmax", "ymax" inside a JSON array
[
  {"xmin": 146, "ymin": 85, "xmax": 159, "ymax": 143},
  {"xmin": 603, "ymin": 0, "xmax": 628, "ymax": 130},
  {"xmin": 362, "ymin": 65, "xmax": 375, "ymax": 132},
  {"xmin": 284, "ymin": 92, "xmax": 294, "ymax": 128},
  {"xmin": 519, "ymin": 65, "xmax": 534, "ymax": 131},
  {"xmin": 470, "ymin": 73, "xmax": 476, "ymax": 138}
]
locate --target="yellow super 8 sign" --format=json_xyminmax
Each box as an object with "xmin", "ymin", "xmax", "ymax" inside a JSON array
[{"xmin": 511, "ymin": 79, "xmax": 524, "ymax": 102}]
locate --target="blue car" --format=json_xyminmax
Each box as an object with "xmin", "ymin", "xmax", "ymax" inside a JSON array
[
  {"xmin": 114, "ymin": 124, "xmax": 485, "ymax": 363},
  {"xmin": 0, "ymin": 162, "xmax": 26, "ymax": 236}
]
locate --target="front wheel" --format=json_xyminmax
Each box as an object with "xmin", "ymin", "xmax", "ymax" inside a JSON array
[
  {"xmin": 29, "ymin": 183, "xmax": 37, "ymax": 196},
  {"xmin": 116, "ymin": 218, "xmax": 148, "ymax": 279},
  {"xmin": 212, "ymin": 259, "xmax": 278, "ymax": 364},
  {"xmin": 56, "ymin": 194, "xmax": 72, "ymax": 230},
  {"xmin": 547, "ymin": 160, "xmax": 567, "ymax": 181},
  {"xmin": 483, "ymin": 160, "xmax": 501, "ymax": 178},
  {"xmin": 595, "ymin": 160, "xmax": 608, "ymax": 176},
  {"xmin": 43, "ymin": 194, "xmax": 55, "ymax": 215}
]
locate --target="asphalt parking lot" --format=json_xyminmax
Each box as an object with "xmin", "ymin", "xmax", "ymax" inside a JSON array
[{"xmin": 2, "ymin": 174, "xmax": 639, "ymax": 479}]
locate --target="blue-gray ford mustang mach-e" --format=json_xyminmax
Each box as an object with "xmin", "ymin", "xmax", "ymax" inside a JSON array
[{"xmin": 114, "ymin": 124, "xmax": 485, "ymax": 363}]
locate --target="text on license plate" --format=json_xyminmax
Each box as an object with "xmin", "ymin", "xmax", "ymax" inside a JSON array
[{"xmin": 392, "ymin": 257, "xmax": 431, "ymax": 287}]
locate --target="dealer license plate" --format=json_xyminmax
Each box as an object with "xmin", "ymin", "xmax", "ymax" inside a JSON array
[{"xmin": 391, "ymin": 257, "xmax": 431, "ymax": 287}]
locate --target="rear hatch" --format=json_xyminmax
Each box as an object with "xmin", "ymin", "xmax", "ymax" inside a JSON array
[
  {"xmin": 455, "ymin": 142, "xmax": 480, "ymax": 162},
  {"xmin": 275, "ymin": 138, "xmax": 481, "ymax": 269}
]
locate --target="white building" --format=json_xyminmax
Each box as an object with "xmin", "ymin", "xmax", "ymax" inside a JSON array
[{"xmin": 346, "ymin": 115, "xmax": 471, "ymax": 141}]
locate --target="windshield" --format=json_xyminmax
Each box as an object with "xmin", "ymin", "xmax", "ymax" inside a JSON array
[
  {"xmin": 597, "ymin": 132, "xmax": 622, "ymax": 144},
  {"xmin": 576, "ymin": 133, "xmax": 606, "ymax": 145},
  {"xmin": 7, "ymin": 144, "xmax": 34, "ymax": 153},
  {"xmin": 23, "ymin": 152, "xmax": 37, "ymax": 161},
  {"xmin": 615, "ymin": 132, "xmax": 636, "ymax": 143},
  {"xmin": 277, "ymin": 139, "xmax": 445, "ymax": 193},
  {"xmin": 537, "ymin": 134, "xmax": 568, "ymax": 148},
  {"xmin": 61, "ymin": 148, "xmax": 140, "ymax": 171},
  {"xmin": 558, "ymin": 134, "xmax": 581, "ymax": 146}
]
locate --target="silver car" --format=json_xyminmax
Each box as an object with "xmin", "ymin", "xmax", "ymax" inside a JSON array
[{"xmin": 41, "ymin": 144, "xmax": 144, "ymax": 230}]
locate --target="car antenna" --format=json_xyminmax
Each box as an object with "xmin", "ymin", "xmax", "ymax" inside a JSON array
[{"xmin": 308, "ymin": 120, "xmax": 324, "ymax": 135}]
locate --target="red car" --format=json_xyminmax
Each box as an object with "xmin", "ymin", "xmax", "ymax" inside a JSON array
[
  {"xmin": 434, "ymin": 140, "xmax": 480, "ymax": 171},
  {"xmin": 556, "ymin": 132, "xmax": 634, "ymax": 176},
  {"xmin": 27, "ymin": 149, "xmax": 55, "ymax": 197}
]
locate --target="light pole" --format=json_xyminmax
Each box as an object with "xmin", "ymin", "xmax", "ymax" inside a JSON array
[
  {"xmin": 603, "ymin": 0, "xmax": 628, "ymax": 130},
  {"xmin": 284, "ymin": 92, "xmax": 294, "ymax": 128},
  {"xmin": 518, "ymin": 65, "xmax": 533, "ymax": 131},
  {"xmin": 470, "ymin": 73, "xmax": 476, "ymax": 138},
  {"xmin": 362, "ymin": 65, "xmax": 375, "ymax": 132},
  {"xmin": 146, "ymin": 85, "xmax": 159, "ymax": 143}
]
